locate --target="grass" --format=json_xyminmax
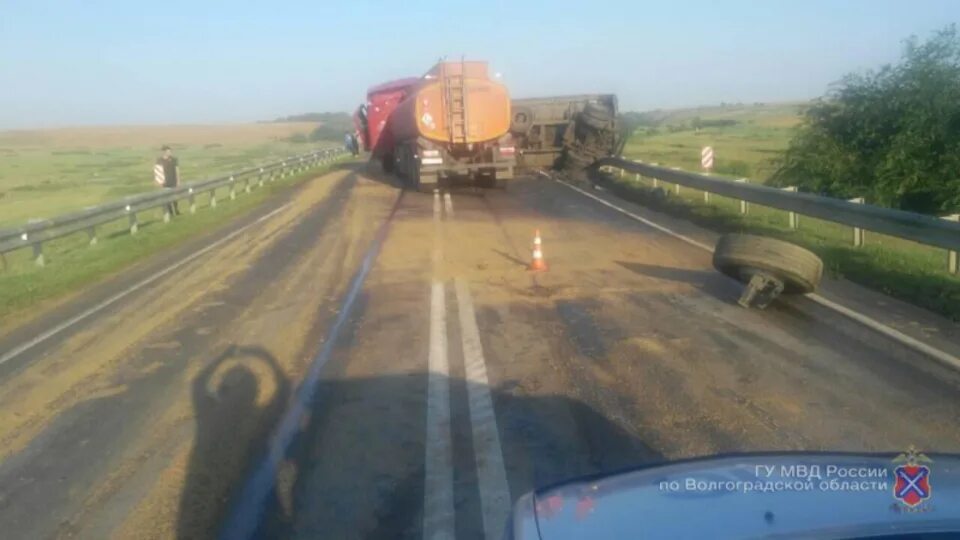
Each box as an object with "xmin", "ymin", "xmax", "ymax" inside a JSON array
[
  {"xmin": 0, "ymin": 123, "xmax": 330, "ymax": 227},
  {"xmin": 600, "ymin": 170, "xmax": 960, "ymax": 320},
  {"xmin": 0, "ymin": 156, "xmax": 350, "ymax": 326},
  {"xmin": 621, "ymin": 102, "xmax": 804, "ymax": 182}
]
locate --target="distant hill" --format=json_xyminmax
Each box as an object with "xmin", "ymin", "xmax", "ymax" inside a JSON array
[
  {"xmin": 621, "ymin": 101, "xmax": 807, "ymax": 130},
  {"xmin": 270, "ymin": 112, "xmax": 354, "ymax": 142},
  {"xmin": 272, "ymin": 112, "xmax": 352, "ymax": 125}
]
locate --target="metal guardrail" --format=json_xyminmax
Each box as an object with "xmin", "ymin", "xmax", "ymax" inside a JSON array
[
  {"xmin": 0, "ymin": 147, "xmax": 347, "ymax": 266},
  {"xmin": 596, "ymin": 157, "xmax": 960, "ymax": 273}
]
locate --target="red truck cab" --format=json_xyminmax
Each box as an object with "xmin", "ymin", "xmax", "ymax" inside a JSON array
[{"xmin": 355, "ymin": 77, "xmax": 419, "ymax": 171}]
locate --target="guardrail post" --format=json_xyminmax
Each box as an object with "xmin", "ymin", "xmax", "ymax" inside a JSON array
[
  {"xmin": 229, "ymin": 176, "xmax": 237, "ymax": 200},
  {"xmin": 849, "ymin": 197, "xmax": 865, "ymax": 246},
  {"xmin": 650, "ymin": 163, "xmax": 659, "ymax": 188},
  {"xmin": 31, "ymin": 242, "xmax": 44, "ymax": 267},
  {"xmin": 259, "ymin": 168, "xmax": 265, "ymax": 188},
  {"xmin": 86, "ymin": 226, "xmax": 97, "ymax": 245},
  {"xmin": 126, "ymin": 204, "xmax": 138, "ymax": 234},
  {"xmin": 210, "ymin": 189, "xmax": 218, "ymax": 208},
  {"xmin": 189, "ymin": 187, "xmax": 196, "ymax": 214},
  {"xmin": 736, "ymin": 178, "xmax": 749, "ymax": 214},
  {"xmin": 782, "ymin": 186, "xmax": 799, "ymax": 229},
  {"xmin": 163, "ymin": 207, "xmax": 171, "ymax": 223},
  {"xmin": 943, "ymin": 214, "xmax": 959, "ymax": 274},
  {"xmin": 245, "ymin": 177, "xmax": 251, "ymax": 194},
  {"xmin": 670, "ymin": 167, "xmax": 682, "ymax": 195}
]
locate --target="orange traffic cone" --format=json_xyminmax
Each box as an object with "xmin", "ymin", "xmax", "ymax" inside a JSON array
[{"xmin": 529, "ymin": 229, "xmax": 548, "ymax": 271}]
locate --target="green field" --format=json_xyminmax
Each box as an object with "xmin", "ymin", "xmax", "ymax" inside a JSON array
[
  {"xmin": 0, "ymin": 123, "xmax": 329, "ymax": 227},
  {"xmin": 621, "ymin": 102, "xmax": 805, "ymax": 182},
  {"xmin": 608, "ymin": 101, "xmax": 960, "ymax": 319},
  {"xmin": 0, "ymin": 156, "xmax": 348, "ymax": 328}
]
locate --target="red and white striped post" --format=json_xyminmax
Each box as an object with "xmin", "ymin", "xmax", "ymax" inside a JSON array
[
  {"xmin": 701, "ymin": 146, "xmax": 714, "ymax": 172},
  {"xmin": 701, "ymin": 146, "xmax": 714, "ymax": 202}
]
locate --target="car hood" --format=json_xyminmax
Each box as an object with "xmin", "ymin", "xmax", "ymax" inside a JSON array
[{"xmin": 508, "ymin": 452, "xmax": 960, "ymax": 540}]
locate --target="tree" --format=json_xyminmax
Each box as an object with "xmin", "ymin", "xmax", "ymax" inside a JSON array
[{"xmin": 770, "ymin": 25, "xmax": 960, "ymax": 214}]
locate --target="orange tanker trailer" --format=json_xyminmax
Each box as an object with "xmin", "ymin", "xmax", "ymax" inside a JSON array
[{"xmin": 389, "ymin": 60, "xmax": 516, "ymax": 192}]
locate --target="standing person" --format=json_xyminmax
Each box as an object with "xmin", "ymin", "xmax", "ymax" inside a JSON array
[
  {"xmin": 156, "ymin": 145, "xmax": 181, "ymax": 216},
  {"xmin": 344, "ymin": 132, "xmax": 358, "ymax": 156}
]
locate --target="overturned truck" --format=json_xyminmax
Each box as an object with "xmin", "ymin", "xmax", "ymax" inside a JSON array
[{"xmin": 510, "ymin": 94, "xmax": 621, "ymax": 173}]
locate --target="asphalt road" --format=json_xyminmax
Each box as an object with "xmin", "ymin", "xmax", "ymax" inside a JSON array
[{"xmin": 1, "ymin": 164, "xmax": 959, "ymax": 540}]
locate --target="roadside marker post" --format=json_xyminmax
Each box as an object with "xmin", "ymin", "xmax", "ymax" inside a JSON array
[
  {"xmin": 944, "ymin": 214, "xmax": 960, "ymax": 274},
  {"xmin": 32, "ymin": 242, "xmax": 44, "ymax": 267},
  {"xmin": 736, "ymin": 178, "xmax": 749, "ymax": 214},
  {"xmin": 701, "ymin": 146, "xmax": 714, "ymax": 172},
  {"xmin": 849, "ymin": 197, "xmax": 865, "ymax": 247},
  {"xmin": 702, "ymin": 147, "xmax": 715, "ymax": 203},
  {"xmin": 782, "ymin": 186, "xmax": 799, "ymax": 229},
  {"xmin": 651, "ymin": 163, "xmax": 659, "ymax": 188},
  {"xmin": 126, "ymin": 204, "xmax": 139, "ymax": 235}
]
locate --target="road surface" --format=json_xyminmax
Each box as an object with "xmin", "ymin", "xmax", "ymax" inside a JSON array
[{"xmin": 1, "ymin": 164, "xmax": 958, "ymax": 539}]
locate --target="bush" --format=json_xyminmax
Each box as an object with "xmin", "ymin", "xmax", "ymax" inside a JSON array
[
  {"xmin": 770, "ymin": 25, "xmax": 960, "ymax": 214},
  {"xmin": 287, "ymin": 133, "xmax": 309, "ymax": 143},
  {"xmin": 701, "ymin": 119, "xmax": 739, "ymax": 128}
]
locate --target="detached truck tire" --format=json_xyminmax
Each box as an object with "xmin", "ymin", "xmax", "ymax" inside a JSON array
[{"xmin": 712, "ymin": 234, "xmax": 823, "ymax": 307}]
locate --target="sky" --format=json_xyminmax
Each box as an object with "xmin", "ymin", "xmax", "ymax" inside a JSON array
[{"xmin": 1, "ymin": 0, "xmax": 958, "ymax": 129}]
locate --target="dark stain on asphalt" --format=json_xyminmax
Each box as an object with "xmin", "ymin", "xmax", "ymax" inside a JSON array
[{"xmin": 555, "ymin": 299, "xmax": 609, "ymax": 362}]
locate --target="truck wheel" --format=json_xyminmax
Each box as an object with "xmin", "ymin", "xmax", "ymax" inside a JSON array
[
  {"xmin": 407, "ymin": 149, "xmax": 420, "ymax": 190},
  {"xmin": 712, "ymin": 234, "xmax": 823, "ymax": 294},
  {"xmin": 561, "ymin": 148, "xmax": 594, "ymax": 171},
  {"xmin": 476, "ymin": 172, "xmax": 499, "ymax": 189},
  {"xmin": 580, "ymin": 103, "xmax": 613, "ymax": 131}
]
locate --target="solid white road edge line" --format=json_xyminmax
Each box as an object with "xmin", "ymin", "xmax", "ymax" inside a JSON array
[
  {"xmin": 423, "ymin": 281, "xmax": 456, "ymax": 540},
  {"xmin": 552, "ymin": 175, "xmax": 960, "ymax": 371},
  {"xmin": 0, "ymin": 202, "xmax": 292, "ymax": 367},
  {"xmin": 454, "ymin": 278, "xmax": 511, "ymax": 540}
]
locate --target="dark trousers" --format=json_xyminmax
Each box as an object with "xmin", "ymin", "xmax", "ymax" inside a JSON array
[{"xmin": 164, "ymin": 187, "xmax": 180, "ymax": 215}]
